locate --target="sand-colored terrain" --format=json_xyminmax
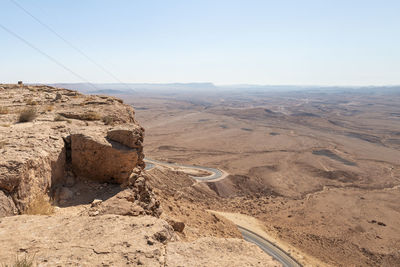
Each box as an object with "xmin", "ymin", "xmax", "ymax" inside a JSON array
[
  {"xmin": 123, "ymin": 88, "xmax": 400, "ymax": 266},
  {"xmin": 211, "ymin": 210, "xmax": 326, "ymax": 267},
  {"xmin": 0, "ymin": 84, "xmax": 280, "ymax": 266}
]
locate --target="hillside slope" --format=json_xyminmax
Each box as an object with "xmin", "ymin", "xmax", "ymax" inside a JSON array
[{"xmin": 0, "ymin": 84, "xmax": 279, "ymax": 266}]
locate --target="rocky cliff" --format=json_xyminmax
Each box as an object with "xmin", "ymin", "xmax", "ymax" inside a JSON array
[
  {"xmin": 0, "ymin": 84, "xmax": 158, "ymax": 216},
  {"xmin": 0, "ymin": 84, "xmax": 279, "ymax": 266}
]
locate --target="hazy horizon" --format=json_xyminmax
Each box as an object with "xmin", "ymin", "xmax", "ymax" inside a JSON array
[
  {"xmin": 42, "ymin": 82, "xmax": 400, "ymax": 95},
  {"xmin": 47, "ymin": 82, "xmax": 400, "ymax": 88},
  {"xmin": 7, "ymin": 81, "xmax": 400, "ymax": 88},
  {"xmin": 1, "ymin": 0, "xmax": 400, "ymax": 85}
]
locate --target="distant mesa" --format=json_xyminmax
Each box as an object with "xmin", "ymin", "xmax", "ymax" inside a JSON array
[{"xmin": 49, "ymin": 82, "xmax": 217, "ymax": 94}]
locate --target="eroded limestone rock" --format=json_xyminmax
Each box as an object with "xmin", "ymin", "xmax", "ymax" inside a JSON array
[
  {"xmin": 88, "ymin": 186, "xmax": 161, "ymax": 217},
  {"xmin": 106, "ymin": 125, "xmax": 144, "ymax": 149},
  {"xmin": 166, "ymin": 218, "xmax": 185, "ymax": 233},
  {"xmin": 70, "ymin": 133, "xmax": 140, "ymax": 184},
  {"xmin": 0, "ymin": 190, "xmax": 17, "ymax": 217},
  {"xmin": 0, "ymin": 84, "xmax": 158, "ymax": 217},
  {"xmin": 0, "ymin": 214, "xmax": 177, "ymax": 266}
]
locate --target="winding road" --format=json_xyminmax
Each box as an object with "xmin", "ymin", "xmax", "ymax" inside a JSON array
[
  {"xmin": 144, "ymin": 158, "xmax": 227, "ymax": 181},
  {"xmin": 144, "ymin": 158, "xmax": 302, "ymax": 267}
]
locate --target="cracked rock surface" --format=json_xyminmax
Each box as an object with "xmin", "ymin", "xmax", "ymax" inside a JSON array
[{"xmin": 0, "ymin": 84, "xmax": 155, "ymax": 216}]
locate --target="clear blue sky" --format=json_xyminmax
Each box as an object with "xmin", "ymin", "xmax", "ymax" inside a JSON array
[{"xmin": 1, "ymin": 0, "xmax": 399, "ymax": 85}]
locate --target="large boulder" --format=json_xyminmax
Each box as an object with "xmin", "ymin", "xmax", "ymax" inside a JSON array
[
  {"xmin": 70, "ymin": 133, "xmax": 140, "ymax": 184},
  {"xmin": 107, "ymin": 125, "xmax": 145, "ymax": 168},
  {"xmin": 106, "ymin": 125, "xmax": 144, "ymax": 149}
]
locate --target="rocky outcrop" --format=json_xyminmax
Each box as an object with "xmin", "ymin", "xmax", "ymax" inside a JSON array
[
  {"xmin": 0, "ymin": 84, "xmax": 158, "ymax": 216},
  {"xmin": 88, "ymin": 185, "xmax": 161, "ymax": 217},
  {"xmin": 0, "ymin": 214, "xmax": 280, "ymax": 266},
  {"xmin": 70, "ymin": 130, "xmax": 141, "ymax": 184},
  {"xmin": 166, "ymin": 218, "xmax": 185, "ymax": 232},
  {"xmin": 0, "ymin": 134, "xmax": 66, "ymax": 212},
  {"xmin": 0, "ymin": 84, "xmax": 284, "ymax": 266},
  {"xmin": 0, "ymin": 190, "xmax": 17, "ymax": 217},
  {"xmin": 107, "ymin": 125, "xmax": 145, "ymax": 168},
  {"xmin": 106, "ymin": 125, "xmax": 144, "ymax": 149},
  {"xmin": 0, "ymin": 214, "xmax": 176, "ymax": 266}
]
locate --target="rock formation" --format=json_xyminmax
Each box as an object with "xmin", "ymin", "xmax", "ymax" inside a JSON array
[
  {"xmin": 0, "ymin": 214, "xmax": 280, "ymax": 266},
  {"xmin": 0, "ymin": 84, "xmax": 158, "ymax": 216},
  {"xmin": 0, "ymin": 84, "xmax": 279, "ymax": 266}
]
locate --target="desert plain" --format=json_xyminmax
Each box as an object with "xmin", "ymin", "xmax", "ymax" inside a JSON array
[{"xmin": 123, "ymin": 86, "xmax": 400, "ymax": 266}]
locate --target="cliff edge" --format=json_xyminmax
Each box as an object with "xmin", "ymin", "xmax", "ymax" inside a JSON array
[{"xmin": 0, "ymin": 84, "xmax": 279, "ymax": 266}]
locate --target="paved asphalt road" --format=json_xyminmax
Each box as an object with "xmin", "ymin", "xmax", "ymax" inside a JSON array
[
  {"xmin": 144, "ymin": 158, "xmax": 302, "ymax": 267},
  {"xmin": 144, "ymin": 158, "xmax": 224, "ymax": 181},
  {"xmin": 238, "ymin": 226, "xmax": 302, "ymax": 267}
]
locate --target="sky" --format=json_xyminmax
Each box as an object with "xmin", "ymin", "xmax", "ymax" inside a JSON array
[{"xmin": 0, "ymin": 0, "xmax": 399, "ymax": 85}]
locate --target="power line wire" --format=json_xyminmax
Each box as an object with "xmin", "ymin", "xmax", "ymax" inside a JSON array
[
  {"xmin": 10, "ymin": 0, "xmax": 133, "ymax": 90},
  {"xmin": 0, "ymin": 23, "xmax": 98, "ymax": 90}
]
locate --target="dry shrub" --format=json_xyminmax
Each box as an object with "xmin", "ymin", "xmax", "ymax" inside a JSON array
[
  {"xmin": 25, "ymin": 194, "xmax": 54, "ymax": 215},
  {"xmin": 82, "ymin": 111, "xmax": 101, "ymax": 121},
  {"xmin": 45, "ymin": 104, "xmax": 55, "ymax": 112},
  {"xmin": 0, "ymin": 124, "xmax": 11, "ymax": 127},
  {"xmin": 1, "ymin": 255, "xmax": 35, "ymax": 267},
  {"xmin": 18, "ymin": 108, "xmax": 37, "ymax": 122},
  {"xmin": 0, "ymin": 106, "xmax": 9, "ymax": 114},
  {"xmin": 102, "ymin": 115, "xmax": 114, "ymax": 125},
  {"xmin": 2, "ymin": 254, "xmax": 35, "ymax": 267},
  {"xmin": 25, "ymin": 98, "xmax": 38, "ymax": 106}
]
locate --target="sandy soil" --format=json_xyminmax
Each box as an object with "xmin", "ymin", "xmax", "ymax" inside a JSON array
[{"xmin": 121, "ymin": 88, "xmax": 400, "ymax": 266}]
